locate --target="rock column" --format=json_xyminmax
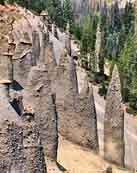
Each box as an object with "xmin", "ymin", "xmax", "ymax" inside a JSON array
[
  {"xmin": 32, "ymin": 30, "xmax": 40, "ymax": 65},
  {"xmin": 65, "ymin": 24, "xmax": 71, "ymax": 56},
  {"xmin": 27, "ymin": 65, "xmax": 58, "ymax": 161},
  {"xmin": 104, "ymin": 65, "xmax": 124, "ymax": 166}
]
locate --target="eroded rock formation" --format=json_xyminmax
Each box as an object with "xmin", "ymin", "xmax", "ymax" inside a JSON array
[
  {"xmin": 58, "ymin": 77, "xmax": 98, "ymax": 150},
  {"xmin": 27, "ymin": 65, "xmax": 58, "ymax": 161},
  {"xmin": 104, "ymin": 65, "xmax": 124, "ymax": 166},
  {"xmin": 32, "ymin": 30, "xmax": 40, "ymax": 65},
  {"xmin": 0, "ymin": 4, "xmax": 129, "ymax": 171}
]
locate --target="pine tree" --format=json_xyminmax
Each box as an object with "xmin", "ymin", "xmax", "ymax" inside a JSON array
[
  {"xmin": 63, "ymin": 0, "xmax": 74, "ymax": 28},
  {"xmin": 47, "ymin": 0, "xmax": 64, "ymax": 28},
  {"xmin": 122, "ymin": 1, "xmax": 135, "ymax": 35},
  {"xmin": 110, "ymin": 1, "xmax": 122, "ymax": 32},
  {"xmin": 80, "ymin": 12, "xmax": 99, "ymax": 71}
]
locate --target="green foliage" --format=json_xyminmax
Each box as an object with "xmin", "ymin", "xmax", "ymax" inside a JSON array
[
  {"xmin": 47, "ymin": 0, "xmax": 74, "ymax": 29},
  {"xmin": 80, "ymin": 12, "xmax": 99, "ymax": 71},
  {"xmin": 63, "ymin": 0, "xmax": 74, "ymax": 27},
  {"xmin": 101, "ymin": 1, "xmax": 135, "ymax": 60},
  {"xmin": 47, "ymin": 0, "xmax": 64, "ymax": 28},
  {"xmin": 71, "ymin": 24, "xmax": 82, "ymax": 40},
  {"xmin": 118, "ymin": 34, "xmax": 137, "ymax": 110},
  {"xmin": 0, "ymin": 0, "xmax": 4, "ymax": 4}
]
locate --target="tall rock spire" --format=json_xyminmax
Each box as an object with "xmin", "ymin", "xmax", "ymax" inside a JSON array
[
  {"xmin": 27, "ymin": 65, "xmax": 58, "ymax": 161},
  {"xmin": 65, "ymin": 23, "xmax": 71, "ymax": 56},
  {"xmin": 104, "ymin": 65, "xmax": 124, "ymax": 166},
  {"xmin": 95, "ymin": 21, "xmax": 101, "ymax": 73},
  {"xmin": 32, "ymin": 30, "xmax": 40, "ymax": 65},
  {"xmin": 75, "ymin": 81, "xmax": 98, "ymax": 150}
]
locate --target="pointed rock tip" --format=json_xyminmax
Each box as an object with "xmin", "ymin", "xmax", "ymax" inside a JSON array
[
  {"xmin": 108, "ymin": 64, "xmax": 122, "ymax": 95},
  {"xmin": 112, "ymin": 64, "xmax": 119, "ymax": 75},
  {"xmin": 80, "ymin": 76, "xmax": 90, "ymax": 96}
]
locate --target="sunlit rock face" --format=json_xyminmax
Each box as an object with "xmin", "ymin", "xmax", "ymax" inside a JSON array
[{"xmin": 104, "ymin": 65, "xmax": 124, "ymax": 166}]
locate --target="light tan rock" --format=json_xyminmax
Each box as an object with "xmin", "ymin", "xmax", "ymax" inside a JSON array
[{"xmin": 104, "ymin": 65, "xmax": 124, "ymax": 166}]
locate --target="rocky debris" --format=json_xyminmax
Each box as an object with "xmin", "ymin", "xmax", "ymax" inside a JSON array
[
  {"xmin": 21, "ymin": 113, "xmax": 47, "ymax": 173},
  {"xmin": 0, "ymin": 84, "xmax": 21, "ymax": 172},
  {"xmin": 27, "ymin": 65, "xmax": 58, "ymax": 161},
  {"xmin": 0, "ymin": 116, "xmax": 47, "ymax": 173},
  {"xmin": 104, "ymin": 65, "xmax": 124, "ymax": 166},
  {"xmin": 0, "ymin": 82, "xmax": 47, "ymax": 173}
]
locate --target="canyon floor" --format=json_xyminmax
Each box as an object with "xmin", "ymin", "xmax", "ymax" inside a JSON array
[{"xmin": 46, "ymin": 135, "xmax": 129, "ymax": 173}]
